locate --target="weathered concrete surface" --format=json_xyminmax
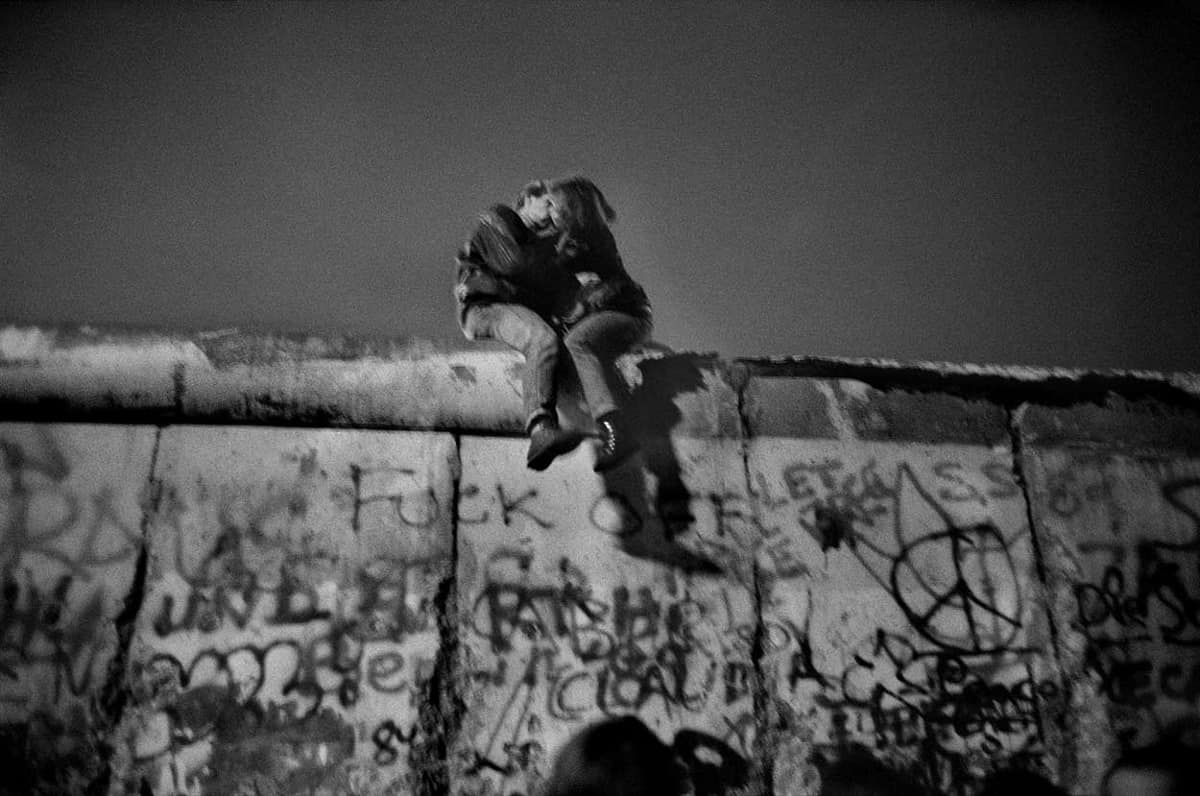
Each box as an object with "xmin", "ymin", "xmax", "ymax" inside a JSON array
[
  {"xmin": 0, "ymin": 326, "xmax": 205, "ymax": 418},
  {"xmin": 3, "ymin": 323, "xmax": 1200, "ymax": 795},
  {"xmin": 0, "ymin": 325, "xmax": 530, "ymax": 432},
  {"xmin": 454, "ymin": 435, "xmax": 757, "ymax": 796},
  {"xmin": 1017, "ymin": 403, "xmax": 1200, "ymax": 794},
  {"xmin": 7, "ymin": 324, "xmax": 1197, "ymax": 431},
  {"xmin": 744, "ymin": 381, "xmax": 1057, "ymax": 794},
  {"xmin": 180, "ymin": 349, "xmax": 529, "ymax": 433},
  {"xmin": 115, "ymin": 427, "xmax": 456, "ymax": 795},
  {"xmin": 0, "ymin": 423, "xmax": 157, "ymax": 794}
]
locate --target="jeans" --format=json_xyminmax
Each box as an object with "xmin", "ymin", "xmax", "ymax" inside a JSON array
[
  {"xmin": 563, "ymin": 311, "xmax": 653, "ymax": 420},
  {"xmin": 462, "ymin": 303, "xmax": 559, "ymax": 432}
]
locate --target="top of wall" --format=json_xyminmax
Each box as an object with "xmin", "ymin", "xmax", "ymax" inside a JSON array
[{"xmin": 3, "ymin": 323, "xmax": 1200, "ymax": 446}]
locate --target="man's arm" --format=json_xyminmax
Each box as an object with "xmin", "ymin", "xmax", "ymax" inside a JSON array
[{"xmin": 455, "ymin": 252, "xmax": 520, "ymax": 304}]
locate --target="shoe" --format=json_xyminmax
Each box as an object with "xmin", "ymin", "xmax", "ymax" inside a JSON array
[
  {"xmin": 593, "ymin": 413, "xmax": 640, "ymax": 472},
  {"xmin": 526, "ymin": 418, "xmax": 580, "ymax": 471}
]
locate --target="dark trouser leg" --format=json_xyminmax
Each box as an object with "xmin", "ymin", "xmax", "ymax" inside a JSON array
[
  {"xmin": 463, "ymin": 303, "xmax": 561, "ymax": 431},
  {"xmin": 562, "ymin": 311, "xmax": 652, "ymax": 421},
  {"xmin": 563, "ymin": 311, "xmax": 652, "ymax": 471}
]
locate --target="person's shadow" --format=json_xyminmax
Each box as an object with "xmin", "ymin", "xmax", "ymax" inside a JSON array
[{"xmin": 559, "ymin": 346, "xmax": 723, "ymax": 574}]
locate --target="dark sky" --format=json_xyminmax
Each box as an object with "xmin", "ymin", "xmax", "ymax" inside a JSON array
[{"xmin": 2, "ymin": 2, "xmax": 1198, "ymax": 371}]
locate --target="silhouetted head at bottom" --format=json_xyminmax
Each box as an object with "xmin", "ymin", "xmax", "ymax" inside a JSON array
[
  {"xmin": 539, "ymin": 716, "xmax": 692, "ymax": 796},
  {"xmin": 1102, "ymin": 740, "xmax": 1200, "ymax": 796},
  {"xmin": 816, "ymin": 745, "xmax": 926, "ymax": 796},
  {"xmin": 979, "ymin": 766, "xmax": 1065, "ymax": 796}
]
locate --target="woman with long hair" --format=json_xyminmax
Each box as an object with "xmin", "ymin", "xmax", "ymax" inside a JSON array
[{"xmin": 546, "ymin": 176, "xmax": 653, "ymax": 472}]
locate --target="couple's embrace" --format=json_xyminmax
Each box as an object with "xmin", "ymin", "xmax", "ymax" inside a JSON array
[{"xmin": 454, "ymin": 176, "xmax": 652, "ymax": 472}]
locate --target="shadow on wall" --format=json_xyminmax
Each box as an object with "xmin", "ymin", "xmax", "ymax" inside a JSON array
[{"xmin": 568, "ymin": 351, "xmax": 724, "ymax": 574}]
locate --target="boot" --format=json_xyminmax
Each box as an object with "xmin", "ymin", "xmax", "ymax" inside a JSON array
[
  {"xmin": 526, "ymin": 417, "xmax": 580, "ymax": 471},
  {"xmin": 593, "ymin": 412, "xmax": 640, "ymax": 472}
]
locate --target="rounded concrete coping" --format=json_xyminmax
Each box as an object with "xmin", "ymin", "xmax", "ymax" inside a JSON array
[{"xmin": 1, "ymin": 323, "xmax": 1197, "ymax": 435}]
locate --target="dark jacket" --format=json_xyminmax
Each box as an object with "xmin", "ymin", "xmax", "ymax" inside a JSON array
[
  {"xmin": 454, "ymin": 205, "xmax": 576, "ymax": 325},
  {"xmin": 557, "ymin": 225, "xmax": 652, "ymax": 326}
]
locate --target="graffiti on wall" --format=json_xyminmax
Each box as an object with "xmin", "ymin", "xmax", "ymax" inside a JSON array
[
  {"xmin": 1062, "ymin": 468, "xmax": 1200, "ymax": 750},
  {"xmin": 0, "ymin": 427, "xmax": 146, "ymax": 714},
  {"xmin": 457, "ymin": 543, "xmax": 755, "ymax": 795},
  {"xmin": 126, "ymin": 435, "xmax": 452, "ymax": 796},
  {"xmin": 8, "ymin": 417, "xmax": 1197, "ymax": 795},
  {"xmin": 0, "ymin": 425, "xmax": 154, "ymax": 792},
  {"xmin": 451, "ymin": 438, "xmax": 758, "ymax": 796},
  {"xmin": 747, "ymin": 451, "xmax": 1053, "ymax": 794},
  {"xmin": 451, "ymin": 444, "xmax": 1054, "ymax": 795}
]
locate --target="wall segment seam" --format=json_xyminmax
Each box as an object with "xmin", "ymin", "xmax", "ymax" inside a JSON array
[
  {"xmin": 91, "ymin": 424, "xmax": 163, "ymax": 795},
  {"xmin": 733, "ymin": 360, "xmax": 774, "ymax": 792},
  {"xmin": 410, "ymin": 431, "xmax": 466, "ymax": 794},
  {"xmin": 1007, "ymin": 405, "xmax": 1061, "ymax": 657}
]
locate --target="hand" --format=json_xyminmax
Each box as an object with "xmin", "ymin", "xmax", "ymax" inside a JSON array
[{"xmin": 560, "ymin": 301, "xmax": 586, "ymax": 326}]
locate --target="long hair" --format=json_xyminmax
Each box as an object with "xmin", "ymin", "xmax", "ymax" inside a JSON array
[{"xmin": 546, "ymin": 176, "xmax": 617, "ymax": 258}]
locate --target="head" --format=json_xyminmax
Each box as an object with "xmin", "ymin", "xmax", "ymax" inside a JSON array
[
  {"xmin": 516, "ymin": 179, "xmax": 554, "ymax": 231},
  {"xmin": 979, "ymin": 767, "xmax": 1065, "ymax": 796},
  {"xmin": 545, "ymin": 175, "xmax": 616, "ymax": 238},
  {"xmin": 540, "ymin": 716, "xmax": 692, "ymax": 796},
  {"xmin": 817, "ymin": 746, "xmax": 926, "ymax": 796},
  {"xmin": 1102, "ymin": 742, "xmax": 1200, "ymax": 796}
]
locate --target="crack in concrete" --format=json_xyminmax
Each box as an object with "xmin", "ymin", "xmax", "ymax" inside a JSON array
[
  {"xmin": 749, "ymin": 558, "xmax": 773, "ymax": 796},
  {"xmin": 170, "ymin": 363, "xmax": 185, "ymax": 417},
  {"xmin": 87, "ymin": 426, "xmax": 163, "ymax": 796},
  {"xmin": 732, "ymin": 361, "xmax": 774, "ymax": 795},
  {"xmin": 1007, "ymin": 404, "xmax": 1062, "ymax": 655},
  {"xmin": 410, "ymin": 433, "xmax": 466, "ymax": 796},
  {"xmin": 1007, "ymin": 403, "xmax": 1078, "ymax": 786}
]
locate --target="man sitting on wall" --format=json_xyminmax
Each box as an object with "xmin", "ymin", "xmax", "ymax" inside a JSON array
[{"xmin": 454, "ymin": 182, "xmax": 582, "ymax": 471}]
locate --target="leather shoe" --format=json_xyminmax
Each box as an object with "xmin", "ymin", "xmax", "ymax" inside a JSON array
[
  {"xmin": 526, "ymin": 418, "xmax": 580, "ymax": 471},
  {"xmin": 593, "ymin": 413, "xmax": 640, "ymax": 472}
]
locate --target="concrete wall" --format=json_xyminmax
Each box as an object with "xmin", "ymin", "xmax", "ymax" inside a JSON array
[{"xmin": 2, "ymin": 325, "xmax": 1199, "ymax": 795}]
